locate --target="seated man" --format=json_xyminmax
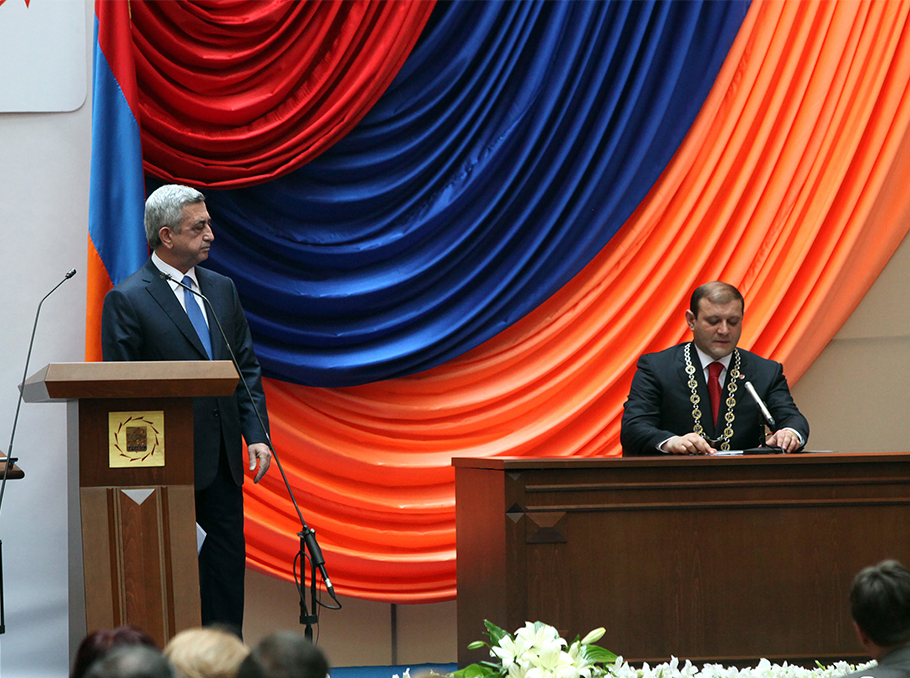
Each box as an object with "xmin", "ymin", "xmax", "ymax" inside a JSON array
[
  {"xmin": 844, "ymin": 560, "xmax": 910, "ymax": 678},
  {"xmin": 621, "ymin": 281, "xmax": 809, "ymax": 455}
]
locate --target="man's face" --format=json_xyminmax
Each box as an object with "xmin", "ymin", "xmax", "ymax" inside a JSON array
[
  {"xmin": 159, "ymin": 201, "xmax": 214, "ymax": 272},
  {"xmin": 685, "ymin": 297, "xmax": 743, "ymax": 361}
]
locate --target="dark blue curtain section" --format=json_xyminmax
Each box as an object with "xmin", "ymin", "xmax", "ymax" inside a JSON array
[{"xmin": 193, "ymin": 0, "xmax": 750, "ymax": 387}]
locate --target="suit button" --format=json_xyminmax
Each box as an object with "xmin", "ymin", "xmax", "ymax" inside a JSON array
[{"xmin": 213, "ymin": 408, "xmax": 220, "ymax": 417}]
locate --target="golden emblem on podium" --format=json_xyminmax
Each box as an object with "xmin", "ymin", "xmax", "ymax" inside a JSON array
[{"xmin": 108, "ymin": 411, "xmax": 165, "ymax": 468}]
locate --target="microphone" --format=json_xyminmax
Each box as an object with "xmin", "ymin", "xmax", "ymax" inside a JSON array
[
  {"xmin": 2, "ymin": 268, "xmax": 77, "ymax": 505},
  {"xmin": 160, "ymin": 272, "xmax": 338, "ymax": 603},
  {"xmin": 0, "ymin": 267, "xmax": 77, "ymax": 635},
  {"xmin": 744, "ymin": 380, "xmax": 776, "ymax": 428}
]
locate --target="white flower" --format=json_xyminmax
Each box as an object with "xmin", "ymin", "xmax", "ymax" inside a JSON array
[
  {"xmin": 525, "ymin": 645, "xmax": 578, "ymax": 678},
  {"xmin": 515, "ymin": 622, "xmax": 567, "ymax": 653},
  {"xmin": 492, "ymin": 632, "xmax": 532, "ymax": 667},
  {"xmin": 582, "ymin": 628, "xmax": 607, "ymax": 645}
]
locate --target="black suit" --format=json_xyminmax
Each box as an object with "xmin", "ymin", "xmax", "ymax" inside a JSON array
[
  {"xmin": 843, "ymin": 644, "xmax": 910, "ymax": 678},
  {"xmin": 101, "ymin": 258, "xmax": 269, "ymax": 630},
  {"xmin": 621, "ymin": 342, "xmax": 809, "ymax": 456}
]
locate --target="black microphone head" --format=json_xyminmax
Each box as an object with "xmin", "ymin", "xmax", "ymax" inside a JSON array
[
  {"xmin": 159, "ymin": 271, "xmax": 173, "ymax": 281},
  {"xmin": 65, "ymin": 268, "xmax": 77, "ymax": 279}
]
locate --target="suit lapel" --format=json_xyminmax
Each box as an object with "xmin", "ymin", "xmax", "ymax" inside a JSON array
[{"xmin": 141, "ymin": 260, "xmax": 211, "ymax": 360}]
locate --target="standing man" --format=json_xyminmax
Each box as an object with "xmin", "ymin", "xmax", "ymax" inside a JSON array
[
  {"xmin": 843, "ymin": 560, "xmax": 910, "ymax": 678},
  {"xmin": 101, "ymin": 184, "xmax": 272, "ymax": 633},
  {"xmin": 621, "ymin": 281, "xmax": 809, "ymax": 455}
]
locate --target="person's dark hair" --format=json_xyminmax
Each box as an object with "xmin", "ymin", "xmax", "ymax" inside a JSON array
[
  {"xmin": 690, "ymin": 281, "xmax": 745, "ymax": 318},
  {"xmin": 145, "ymin": 184, "xmax": 206, "ymax": 250},
  {"xmin": 850, "ymin": 559, "xmax": 910, "ymax": 647},
  {"xmin": 72, "ymin": 626, "xmax": 158, "ymax": 678},
  {"xmin": 237, "ymin": 632, "xmax": 329, "ymax": 678},
  {"xmin": 83, "ymin": 645, "xmax": 175, "ymax": 678}
]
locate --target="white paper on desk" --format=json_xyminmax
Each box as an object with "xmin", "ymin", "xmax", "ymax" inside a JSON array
[
  {"xmin": 713, "ymin": 451, "xmax": 744, "ymax": 456},
  {"xmin": 196, "ymin": 523, "xmax": 207, "ymax": 554}
]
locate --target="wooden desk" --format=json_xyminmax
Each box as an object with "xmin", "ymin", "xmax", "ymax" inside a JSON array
[{"xmin": 454, "ymin": 453, "xmax": 910, "ymax": 666}]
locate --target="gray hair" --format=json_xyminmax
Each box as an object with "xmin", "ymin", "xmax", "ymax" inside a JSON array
[{"xmin": 144, "ymin": 184, "xmax": 206, "ymax": 250}]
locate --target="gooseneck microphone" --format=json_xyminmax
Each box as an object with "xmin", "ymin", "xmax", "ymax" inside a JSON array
[
  {"xmin": 1, "ymin": 268, "xmax": 77, "ymax": 514},
  {"xmin": 744, "ymin": 380, "xmax": 776, "ymax": 428},
  {"xmin": 0, "ymin": 268, "xmax": 76, "ymax": 635},
  {"xmin": 161, "ymin": 272, "xmax": 338, "ymax": 636}
]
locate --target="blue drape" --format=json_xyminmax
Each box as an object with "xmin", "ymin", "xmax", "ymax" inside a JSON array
[{"xmin": 188, "ymin": 0, "xmax": 750, "ymax": 387}]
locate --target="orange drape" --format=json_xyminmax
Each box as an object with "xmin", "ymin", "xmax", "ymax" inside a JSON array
[{"xmin": 245, "ymin": 0, "xmax": 910, "ymax": 602}]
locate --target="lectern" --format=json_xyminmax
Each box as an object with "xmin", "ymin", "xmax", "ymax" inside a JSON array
[{"xmin": 23, "ymin": 361, "xmax": 239, "ymax": 648}]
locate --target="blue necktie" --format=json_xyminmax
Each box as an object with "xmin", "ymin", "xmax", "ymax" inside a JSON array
[{"xmin": 182, "ymin": 275, "xmax": 212, "ymax": 359}]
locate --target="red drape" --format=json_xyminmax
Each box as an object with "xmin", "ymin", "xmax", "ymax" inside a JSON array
[{"xmin": 130, "ymin": 0, "xmax": 436, "ymax": 187}]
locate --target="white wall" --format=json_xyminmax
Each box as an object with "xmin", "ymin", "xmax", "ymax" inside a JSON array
[
  {"xmin": 0, "ymin": 49, "xmax": 91, "ymax": 678},
  {"xmin": 0, "ymin": 0, "xmax": 92, "ymax": 672}
]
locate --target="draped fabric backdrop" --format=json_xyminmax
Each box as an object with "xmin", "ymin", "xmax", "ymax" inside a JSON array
[{"xmin": 88, "ymin": 0, "xmax": 910, "ymax": 602}]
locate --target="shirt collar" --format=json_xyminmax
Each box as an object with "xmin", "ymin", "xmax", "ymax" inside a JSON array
[
  {"xmin": 151, "ymin": 251, "xmax": 198, "ymax": 291},
  {"xmin": 693, "ymin": 343, "xmax": 733, "ymax": 372}
]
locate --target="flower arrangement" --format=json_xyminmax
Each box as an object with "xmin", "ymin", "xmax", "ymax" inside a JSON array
[
  {"xmin": 452, "ymin": 620, "xmax": 617, "ymax": 678},
  {"xmin": 438, "ymin": 620, "xmax": 873, "ymax": 678}
]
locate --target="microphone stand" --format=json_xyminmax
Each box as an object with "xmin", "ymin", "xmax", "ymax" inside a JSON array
[
  {"xmin": 0, "ymin": 268, "xmax": 77, "ymax": 634},
  {"xmin": 164, "ymin": 274, "xmax": 340, "ymax": 640}
]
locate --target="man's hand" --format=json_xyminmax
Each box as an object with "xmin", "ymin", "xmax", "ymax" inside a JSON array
[
  {"xmin": 766, "ymin": 428, "xmax": 802, "ymax": 453},
  {"xmin": 663, "ymin": 433, "xmax": 716, "ymax": 455},
  {"xmin": 248, "ymin": 442, "xmax": 272, "ymax": 483}
]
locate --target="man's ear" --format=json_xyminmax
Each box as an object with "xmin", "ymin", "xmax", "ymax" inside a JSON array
[
  {"xmin": 854, "ymin": 620, "xmax": 881, "ymax": 659},
  {"xmin": 158, "ymin": 227, "xmax": 172, "ymax": 249},
  {"xmin": 685, "ymin": 309, "xmax": 696, "ymax": 331}
]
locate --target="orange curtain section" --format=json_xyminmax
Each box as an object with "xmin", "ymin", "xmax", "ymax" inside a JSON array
[{"xmin": 244, "ymin": 0, "xmax": 910, "ymax": 602}]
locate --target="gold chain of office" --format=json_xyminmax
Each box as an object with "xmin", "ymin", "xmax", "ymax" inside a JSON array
[{"xmin": 684, "ymin": 342, "xmax": 741, "ymax": 452}]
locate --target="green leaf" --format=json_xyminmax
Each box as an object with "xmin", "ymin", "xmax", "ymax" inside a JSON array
[
  {"xmin": 478, "ymin": 662, "xmax": 503, "ymax": 671},
  {"xmin": 467, "ymin": 641, "xmax": 487, "ymax": 650},
  {"xmin": 483, "ymin": 619, "xmax": 510, "ymax": 646},
  {"xmin": 580, "ymin": 645, "xmax": 617, "ymax": 664},
  {"xmin": 451, "ymin": 664, "xmax": 495, "ymax": 678}
]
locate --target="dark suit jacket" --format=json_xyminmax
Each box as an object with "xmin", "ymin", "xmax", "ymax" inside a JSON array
[
  {"xmin": 621, "ymin": 342, "xmax": 809, "ymax": 456},
  {"xmin": 843, "ymin": 644, "xmax": 910, "ymax": 678},
  {"xmin": 101, "ymin": 259, "xmax": 269, "ymax": 489}
]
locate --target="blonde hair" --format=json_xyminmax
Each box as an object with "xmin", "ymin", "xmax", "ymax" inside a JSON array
[{"xmin": 164, "ymin": 628, "xmax": 249, "ymax": 678}]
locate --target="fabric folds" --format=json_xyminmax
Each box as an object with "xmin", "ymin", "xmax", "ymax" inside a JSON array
[
  {"xmin": 86, "ymin": 0, "xmax": 910, "ymax": 603},
  {"xmin": 201, "ymin": 0, "xmax": 750, "ymax": 386},
  {"xmin": 242, "ymin": 0, "xmax": 910, "ymax": 601},
  {"xmin": 132, "ymin": 0, "xmax": 436, "ymax": 186}
]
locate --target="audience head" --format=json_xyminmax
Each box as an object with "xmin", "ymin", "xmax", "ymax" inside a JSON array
[
  {"xmin": 850, "ymin": 559, "xmax": 910, "ymax": 655},
  {"xmin": 72, "ymin": 626, "xmax": 158, "ymax": 678},
  {"xmin": 237, "ymin": 632, "xmax": 329, "ymax": 678},
  {"xmin": 164, "ymin": 627, "xmax": 250, "ymax": 678},
  {"xmin": 84, "ymin": 645, "xmax": 175, "ymax": 678}
]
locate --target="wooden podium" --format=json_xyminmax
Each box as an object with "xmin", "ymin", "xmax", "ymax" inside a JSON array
[
  {"xmin": 23, "ymin": 361, "xmax": 239, "ymax": 648},
  {"xmin": 454, "ymin": 453, "xmax": 910, "ymax": 667}
]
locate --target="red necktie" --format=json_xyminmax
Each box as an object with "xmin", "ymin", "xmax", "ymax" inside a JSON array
[{"xmin": 708, "ymin": 361, "xmax": 724, "ymax": 427}]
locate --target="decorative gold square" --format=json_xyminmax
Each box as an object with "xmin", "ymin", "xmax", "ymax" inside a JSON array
[{"xmin": 108, "ymin": 411, "xmax": 165, "ymax": 468}]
